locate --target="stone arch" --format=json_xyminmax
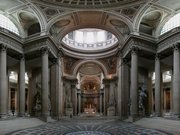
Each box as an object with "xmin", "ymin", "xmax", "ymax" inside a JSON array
[
  {"xmin": 133, "ymin": 3, "xmax": 150, "ymax": 34},
  {"xmin": 106, "ymin": 11, "xmax": 133, "ymax": 33},
  {"xmin": 72, "ymin": 60, "xmax": 108, "ymax": 78},
  {"xmin": 46, "ymin": 11, "xmax": 74, "ymax": 33},
  {"xmin": 46, "ymin": 10, "xmax": 132, "ymax": 42},
  {"xmin": 28, "ymin": 4, "xmax": 47, "ymax": 33}
]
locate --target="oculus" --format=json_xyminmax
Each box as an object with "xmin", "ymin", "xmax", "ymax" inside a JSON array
[{"xmin": 62, "ymin": 28, "xmax": 118, "ymax": 51}]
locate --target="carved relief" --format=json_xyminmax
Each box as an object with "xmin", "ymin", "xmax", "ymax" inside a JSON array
[
  {"xmin": 0, "ymin": 32, "xmax": 23, "ymax": 52},
  {"xmin": 158, "ymin": 30, "xmax": 180, "ymax": 52},
  {"xmin": 99, "ymin": 57, "xmax": 117, "ymax": 74},
  {"xmin": 63, "ymin": 56, "xmax": 79, "ymax": 74}
]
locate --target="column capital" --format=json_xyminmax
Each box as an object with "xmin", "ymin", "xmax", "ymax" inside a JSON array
[
  {"xmin": 155, "ymin": 53, "xmax": 161, "ymax": 61},
  {"xmin": 116, "ymin": 50, "xmax": 123, "ymax": 58},
  {"xmin": 50, "ymin": 58, "xmax": 57, "ymax": 64},
  {"xmin": 122, "ymin": 58, "xmax": 129, "ymax": 65},
  {"xmin": 18, "ymin": 54, "xmax": 25, "ymax": 60},
  {"xmin": 40, "ymin": 47, "xmax": 49, "ymax": 55},
  {"xmin": 0, "ymin": 44, "xmax": 7, "ymax": 52},
  {"xmin": 130, "ymin": 46, "xmax": 139, "ymax": 55},
  {"xmin": 58, "ymin": 50, "xmax": 64, "ymax": 58},
  {"xmin": 172, "ymin": 43, "xmax": 180, "ymax": 51}
]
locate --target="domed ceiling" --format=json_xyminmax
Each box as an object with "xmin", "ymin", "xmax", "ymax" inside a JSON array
[{"xmin": 35, "ymin": 0, "xmax": 143, "ymax": 9}]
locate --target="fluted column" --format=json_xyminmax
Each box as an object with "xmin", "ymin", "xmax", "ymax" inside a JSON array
[
  {"xmin": 19, "ymin": 55, "xmax": 25, "ymax": 116},
  {"xmin": 130, "ymin": 47, "xmax": 138, "ymax": 118},
  {"xmin": 74, "ymin": 89, "xmax": 77, "ymax": 115},
  {"xmin": 117, "ymin": 52, "xmax": 123, "ymax": 118},
  {"xmin": 27, "ymin": 72, "xmax": 32, "ymax": 115},
  {"xmin": 173, "ymin": 45, "xmax": 180, "ymax": 116},
  {"xmin": 100, "ymin": 92, "xmax": 102, "ymax": 114},
  {"xmin": 56, "ymin": 52, "xmax": 64, "ymax": 117},
  {"xmin": 0, "ymin": 45, "xmax": 8, "ymax": 117},
  {"xmin": 71, "ymin": 79, "xmax": 77, "ymax": 115},
  {"xmin": 103, "ymin": 79, "xmax": 110, "ymax": 115},
  {"xmin": 41, "ymin": 47, "xmax": 49, "ymax": 120},
  {"xmin": 155, "ymin": 54, "xmax": 161, "ymax": 116},
  {"xmin": 78, "ymin": 91, "xmax": 81, "ymax": 114}
]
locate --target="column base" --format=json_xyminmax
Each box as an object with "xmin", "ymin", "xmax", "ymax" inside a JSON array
[
  {"xmin": 0, "ymin": 113, "xmax": 9, "ymax": 119},
  {"xmin": 172, "ymin": 113, "xmax": 180, "ymax": 119},
  {"xmin": 155, "ymin": 112, "xmax": 162, "ymax": 117},
  {"xmin": 107, "ymin": 106, "xmax": 115, "ymax": 116},
  {"xmin": 126, "ymin": 115, "xmax": 140, "ymax": 122},
  {"xmin": 40, "ymin": 115, "xmax": 53, "ymax": 122},
  {"xmin": 65, "ymin": 108, "xmax": 73, "ymax": 116},
  {"xmin": 18, "ymin": 113, "xmax": 25, "ymax": 117}
]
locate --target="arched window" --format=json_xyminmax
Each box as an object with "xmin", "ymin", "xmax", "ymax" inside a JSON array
[
  {"xmin": 0, "ymin": 14, "xmax": 19, "ymax": 35},
  {"xmin": 161, "ymin": 13, "xmax": 180, "ymax": 35}
]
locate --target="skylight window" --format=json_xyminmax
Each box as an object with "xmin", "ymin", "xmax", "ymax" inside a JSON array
[
  {"xmin": 62, "ymin": 28, "xmax": 118, "ymax": 50},
  {"xmin": 161, "ymin": 13, "xmax": 180, "ymax": 35},
  {"xmin": 75, "ymin": 31, "xmax": 83, "ymax": 43},
  {"xmin": 86, "ymin": 32, "xmax": 94, "ymax": 44},
  {"xmin": 97, "ymin": 31, "xmax": 105, "ymax": 42},
  {"xmin": 0, "ymin": 14, "xmax": 19, "ymax": 35}
]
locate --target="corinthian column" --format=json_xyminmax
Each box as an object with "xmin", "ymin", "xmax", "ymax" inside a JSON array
[
  {"xmin": 173, "ymin": 45, "xmax": 180, "ymax": 117},
  {"xmin": 41, "ymin": 47, "xmax": 49, "ymax": 121},
  {"xmin": 0, "ymin": 44, "xmax": 8, "ymax": 118},
  {"xmin": 78, "ymin": 91, "xmax": 81, "ymax": 114},
  {"xmin": 130, "ymin": 47, "xmax": 138, "ymax": 119},
  {"xmin": 57, "ymin": 52, "xmax": 64, "ymax": 118},
  {"xmin": 117, "ymin": 51, "xmax": 123, "ymax": 118},
  {"xmin": 155, "ymin": 54, "xmax": 161, "ymax": 116},
  {"xmin": 19, "ymin": 55, "xmax": 25, "ymax": 116}
]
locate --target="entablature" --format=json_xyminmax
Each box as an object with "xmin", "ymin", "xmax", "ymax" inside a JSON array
[
  {"xmin": 121, "ymin": 34, "xmax": 156, "ymax": 59},
  {"xmin": 24, "ymin": 35, "xmax": 59, "ymax": 60},
  {"xmin": 158, "ymin": 27, "xmax": 180, "ymax": 54},
  {"xmin": 0, "ymin": 28, "xmax": 23, "ymax": 54}
]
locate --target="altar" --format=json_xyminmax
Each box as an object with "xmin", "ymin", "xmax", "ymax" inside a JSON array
[{"xmin": 84, "ymin": 104, "xmax": 96, "ymax": 115}]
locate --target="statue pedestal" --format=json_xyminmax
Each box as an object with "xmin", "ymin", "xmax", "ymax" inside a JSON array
[
  {"xmin": 107, "ymin": 106, "xmax": 115, "ymax": 116},
  {"xmin": 65, "ymin": 108, "xmax": 73, "ymax": 116}
]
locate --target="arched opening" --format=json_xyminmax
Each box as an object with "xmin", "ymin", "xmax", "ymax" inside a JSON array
[{"xmin": 76, "ymin": 62, "xmax": 104, "ymax": 116}]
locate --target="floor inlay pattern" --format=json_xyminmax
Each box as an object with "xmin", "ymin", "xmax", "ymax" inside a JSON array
[{"xmin": 6, "ymin": 119, "xmax": 173, "ymax": 135}]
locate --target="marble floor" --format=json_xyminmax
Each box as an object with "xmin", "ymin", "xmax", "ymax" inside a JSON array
[{"xmin": 5, "ymin": 118, "xmax": 174, "ymax": 135}]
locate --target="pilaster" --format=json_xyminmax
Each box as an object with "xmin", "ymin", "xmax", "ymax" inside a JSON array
[
  {"xmin": 41, "ymin": 47, "xmax": 50, "ymax": 121},
  {"xmin": 130, "ymin": 46, "xmax": 139, "ymax": 120},
  {"xmin": 19, "ymin": 54, "xmax": 26, "ymax": 116},
  {"xmin": 172, "ymin": 44, "xmax": 180, "ymax": 117},
  {"xmin": 155, "ymin": 54, "xmax": 162, "ymax": 116},
  {"xmin": 0, "ymin": 44, "xmax": 8, "ymax": 118}
]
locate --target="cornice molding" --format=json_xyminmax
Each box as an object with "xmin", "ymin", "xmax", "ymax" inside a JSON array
[
  {"xmin": 158, "ymin": 27, "xmax": 180, "ymax": 53},
  {"xmin": 121, "ymin": 34, "xmax": 156, "ymax": 58},
  {"xmin": 0, "ymin": 30, "xmax": 23, "ymax": 53}
]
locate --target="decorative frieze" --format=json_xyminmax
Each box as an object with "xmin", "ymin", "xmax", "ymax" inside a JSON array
[
  {"xmin": 0, "ymin": 33, "xmax": 23, "ymax": 53},
  {"xmin": 121, "ymin": 37, "xmax": 156, "ymax": 58},
  {"xmin": 158, "ymin": 30, "xmax": 180, "ymax": 53}
]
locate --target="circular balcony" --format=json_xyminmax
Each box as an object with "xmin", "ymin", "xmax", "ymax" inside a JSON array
[{"xmin": 62, "ymin": 28, "xmax": 118, "ymax": 53}]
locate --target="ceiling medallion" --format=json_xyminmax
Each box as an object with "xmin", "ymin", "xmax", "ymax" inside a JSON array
[
  {"xmin": 19, "ymin": 12, "xmax": 36, "ymax": 22},
  {"xmin": 110, "ymin": 19, "xmax": 126, "ymax": 27},
  {"xmin": 54, "ymin": 20, "xmax": 70, "ymax": 27}
]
